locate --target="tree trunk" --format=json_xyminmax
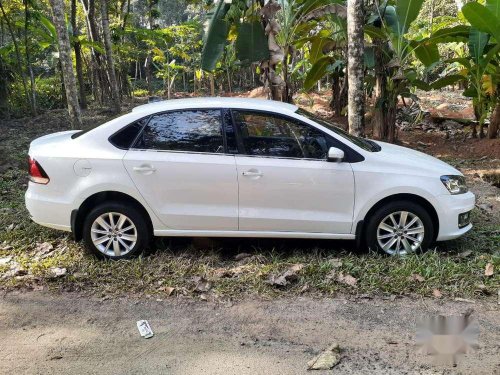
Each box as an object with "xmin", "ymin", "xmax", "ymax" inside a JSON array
[
  {"xmin": 209, "ymin": 73, "xmax": 215, "ymax": 96},
  {"xmin": 330, "ymin": 75, "xmax": 341, "ymax": 115},
  {"xmin": 24, "ymin": 1, "xmax": 37, "ymax": 116},
  {"xmin": 80, "ymin": 0, "xmax": 106, "ymax": 103},
  {"xmin": 100, "ymin": 0, "xmax": 121, "ymax": 113},
  {"xmin": 0, "ymin": 57, "xmax": 10, "ymax": 119},
  {"xmin": 372, "ymin": 40, "xmax": 387, "ymax": 140},
  {"xmin": 71, "ymin": 0, "xmax": 87, "ymax": 109},
  {"xmin": 488, "ymin": 101, "xmax": 499, "ymax": 139},
  {"xmin": 346, "ymin": 0, "xmax": 365, "ymax": 136},
  {"xmin": 0, "ymin": 0, "xmax": 30, "ymax": 114},
  {"xmin": 260, "ymin": 0, "xmax": 287, "ymax": 102},
  {"xmin": 49, "ymin": 0, "xmax": 82, "ymax": 128}
]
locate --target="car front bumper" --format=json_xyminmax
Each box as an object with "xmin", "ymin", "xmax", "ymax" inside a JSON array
[{"xmin": 435, "ymin": 191, "xmax": 475, "ymax": 241}]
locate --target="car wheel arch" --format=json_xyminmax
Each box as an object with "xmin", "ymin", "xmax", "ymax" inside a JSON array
[
  {"xmin": 355, "ymin": 193, "xmax": 439, "ymax": 244},
  {"xmin": 72, "ymin": 191, "xmax": 154, "ymax": 241}
]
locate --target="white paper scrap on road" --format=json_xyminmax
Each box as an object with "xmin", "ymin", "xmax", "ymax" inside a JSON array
[{"xmin": 137, "ymin": 320, "xmax": 154, "ymax": 338}]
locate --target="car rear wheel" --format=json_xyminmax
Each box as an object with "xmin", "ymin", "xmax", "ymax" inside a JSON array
[
  {"xmin": 83, "ymin": 202, "xmax": 150, "ymax": 259},
  {"xmin": 365, "ymin": 201, "xmax": 434, "ymax": 255}
]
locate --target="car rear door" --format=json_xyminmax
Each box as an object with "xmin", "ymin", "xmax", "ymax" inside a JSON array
[
  {"xmin": 232, "ymin": 110, "xmax": 355, "ymax": 234},
  {"xmin": 123, "ymin": 109, "xmax": 239, "ymax": 231}
]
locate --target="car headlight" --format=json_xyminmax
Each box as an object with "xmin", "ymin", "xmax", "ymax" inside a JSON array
[{"xmin": 440, "ymin": 175, "xmax": 468, "ymax": 194}]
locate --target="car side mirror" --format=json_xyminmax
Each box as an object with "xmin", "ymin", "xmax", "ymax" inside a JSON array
[{"xmin": 327, "ymin": 147, "xmax": 345, "ymax": 162}]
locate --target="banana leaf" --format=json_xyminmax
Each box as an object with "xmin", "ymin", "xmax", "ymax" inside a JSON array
[
  {"xmin": 201, "ymin": 1, "xmax": 231, "ymax": 72},
  {"xmin": 461, "ymin": 2, "xmax": 500, "ymax": 41},
  {"xmin": 235, "ymin": 21, "xmax": 269, "ymax": 65}
]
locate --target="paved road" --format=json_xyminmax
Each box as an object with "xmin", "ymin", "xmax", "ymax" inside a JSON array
[{"xmin": 0, "ymin": 292, "xmax": 498, "ymax": 374}]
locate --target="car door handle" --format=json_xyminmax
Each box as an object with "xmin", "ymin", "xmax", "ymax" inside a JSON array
[
  {"xmin": 242, "ymin": 170, "xmax": 263, "ymax": 177},
  {"xmin": 133, "ymin": 165, "xmax": 156, "ymax": 173}
]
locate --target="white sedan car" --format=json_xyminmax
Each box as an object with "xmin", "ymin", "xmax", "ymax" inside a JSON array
[{"xmin": 26, "ymin": 98, "xmax": 475, "ymax": 259}]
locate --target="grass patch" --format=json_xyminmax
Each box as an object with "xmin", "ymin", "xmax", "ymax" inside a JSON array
[{"xmin": 1, "ymin": 166, "xmax": 498, "ymax": 300}]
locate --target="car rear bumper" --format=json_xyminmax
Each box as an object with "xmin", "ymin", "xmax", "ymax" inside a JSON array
[
  {"xmin": 25, "ymin": 188, "xmax": 72, "ymax": 232},
  {"xmin": 435, "ymin": 191, "xmax": 475, "ymax": 241}
]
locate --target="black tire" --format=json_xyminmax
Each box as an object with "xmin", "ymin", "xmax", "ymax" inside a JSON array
[
  {"xmin": 365, "ymin": 201, "xmax": 434, "ymax": 255},
  {"xmin": 82, "ymin": 201, "xmax": 151, "ymax": 259}
]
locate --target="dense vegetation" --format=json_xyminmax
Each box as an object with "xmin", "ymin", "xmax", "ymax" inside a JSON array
[{"xmin": 0, "ymin": 0, "xmax": 498, "ymax": 139}]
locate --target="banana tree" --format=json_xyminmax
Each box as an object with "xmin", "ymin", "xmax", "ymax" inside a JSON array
[
  {"xmin": 365, "ymin": 0, "xmax": 471, "ymax": 142},
  {"xmin": 302, "ymin": 13, "xmax": 348, "ymax": 115},
  {"xmin": 201, "ymin": 0, "xmax": 346, "ymax": 102},
  {"xmin": 429, "ymin": 0, "xmax": 500, "ymax": 138},
  {"xmin": 460, "ymin": 0, "xmax": 500, "ymax": 138}
]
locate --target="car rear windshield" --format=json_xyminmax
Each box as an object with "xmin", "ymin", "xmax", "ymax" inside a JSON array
[{"xmin": 296, "ymin": 109, "xmax": 380, "ymax": 152}]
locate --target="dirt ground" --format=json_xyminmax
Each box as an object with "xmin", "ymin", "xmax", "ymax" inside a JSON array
[{"xmin": 1, "ymin": 292, "xmax": 498, "ymax": 375}]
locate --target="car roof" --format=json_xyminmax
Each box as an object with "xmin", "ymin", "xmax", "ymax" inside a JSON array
[{"xmin": 131, "ymin": 97, "xmax": 298, "ymax": 115}]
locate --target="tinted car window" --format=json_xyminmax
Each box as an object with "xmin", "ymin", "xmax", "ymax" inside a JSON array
[
  {"xmin": 297, "ymin": 108, "xmax": 380, "ymax": 152},
  {"xmin": 232, "ymin": 110, "xmax": 332, "ymax": 159},
  {"xmin": 134, "ymin": 110, "xmax": 224, "ymax": 153},
  {"xmin": 109, "ymin": 118, "xmax": 148, "ymax": 149}
]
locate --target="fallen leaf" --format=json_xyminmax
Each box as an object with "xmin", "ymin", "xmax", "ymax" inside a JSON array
[
  {"xmin": 0, "ymin": 256, "xmax": 12, "ymax": 265},
  {"xmin": 162, "ymin": 286, "xmax": 175, "ymax": 296},
  {"xmin": 234, "ymin": 253, "xmax": 252, "ymax": 261},
  {"xmin": 50, "ymin": 267, "xmax": 67, "ymax": 277},
  {"xmin": 192, "ymin": 276, "xmax": 211, "ymax": 292},
  {"xmin": 289, "ymin": 263, "xmax": 304, "ymax": 273},
  {"xmin": 307, "ymin": 343, "xmax": 341, "ymax": 370},
  {"xmin": 454, "ymin": 297, "xmax": 475, "ymax": 304},
  {"xmin": 267, "ymin": 264, "xmax": 305, "ymax": 287},
  {"xmin": 36, "ymin": 242, "xmax": 53, "ymax": 254},
  {"xmin": 337, "ymin": 272, "xmax": 357, "ymax": 287},
  {"xmin": 485, "ymin": 263, "xmax": 494, "ymax": 276},
  {"xmin": 409, "ymin": 274, "xmax": 425, "ymax": 282},
  {"xmin": 458, "ymin": 250, "xmax": 472, "ymax": 258},
  {"xmin": 327, "ymin": 258, "xmax": 342, "ymax": 268},
  {"xmin": 433, "ymin": 289, "xmax": 442, "ymax": 298}
]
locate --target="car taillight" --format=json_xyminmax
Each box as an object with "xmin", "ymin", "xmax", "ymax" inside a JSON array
[{"xmin": 28, "ymin": 157, "xmax": 50, "ymax": 184}]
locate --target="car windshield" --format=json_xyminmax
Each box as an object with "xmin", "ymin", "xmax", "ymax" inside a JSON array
[{"xmin": 296, "ymin": 109, "xmax": 380, "ymax": 152}]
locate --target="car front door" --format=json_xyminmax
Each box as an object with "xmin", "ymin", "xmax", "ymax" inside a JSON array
[
  {"xmin": 232, "ymin": 110, "xmax": 355, "ymax": 234},
  {"xmin": 123, "ymin": 109, "xmax": 239, "ymax": 231}
]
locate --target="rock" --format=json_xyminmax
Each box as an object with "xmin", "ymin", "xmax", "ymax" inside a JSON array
[{"xmin": 307, "ymin": 343, "xmax": 341, "ymax": 370}]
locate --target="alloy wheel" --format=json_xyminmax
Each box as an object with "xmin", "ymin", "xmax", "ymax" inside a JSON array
[
  {"xmin": 376, "ymin": 211, "xmax": 425, "ymax": 255},
  {"xmin": 90, "ymin": 212, "xmax": 137, "ymax": 257}
]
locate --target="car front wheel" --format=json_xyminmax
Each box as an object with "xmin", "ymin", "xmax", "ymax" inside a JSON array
[
  {"xmin": 83, "ymin": 202, "xmax": 150, "ymax": 259},
  {"xmin": 365, "ymin": 201, "xmax": 434, "ymax": 255}
]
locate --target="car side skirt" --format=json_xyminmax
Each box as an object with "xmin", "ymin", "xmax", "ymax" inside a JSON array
[{"xmin": 153, "ymin": 229, "xmax": 355, "ymax": 239}]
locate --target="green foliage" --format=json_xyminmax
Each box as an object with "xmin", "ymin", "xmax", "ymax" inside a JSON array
[
  {"xmin": 235, "ymin": 21, "xmax": 269, "ymax": 65},
  {"xmin": 395, "ymin": 0, "xmax": 425, "ymax": 35},
  {"xmin": 201, "ymin": 0, "xmax": 230, "ymax": 71}
]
